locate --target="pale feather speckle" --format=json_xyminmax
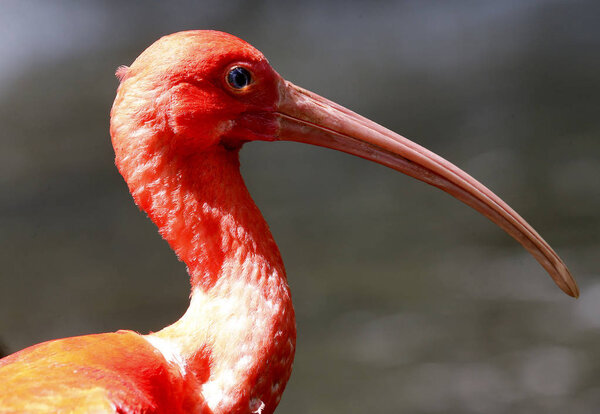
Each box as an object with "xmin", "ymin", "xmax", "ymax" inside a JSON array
[{"xmin": 250, "ymin": 398, "xmax": 266, "ymax": 414}]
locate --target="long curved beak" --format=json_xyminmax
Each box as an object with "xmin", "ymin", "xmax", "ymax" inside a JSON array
[{"xmin": 274, "ymin": 80, "xmax": 578, "ymax": 298}]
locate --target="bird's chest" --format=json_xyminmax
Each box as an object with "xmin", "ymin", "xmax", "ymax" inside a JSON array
[
  {"xmin": 199, "ymin": 275, "xmax": 296, "ymax": 414},
  {"xmin": 153, "ymin": 261, "xmax": 296, "ymax": 414}
]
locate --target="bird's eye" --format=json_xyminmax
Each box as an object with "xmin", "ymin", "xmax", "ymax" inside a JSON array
[{"xmin": 226, "ymin": 66, "xmax": 252, "ymax": 90}]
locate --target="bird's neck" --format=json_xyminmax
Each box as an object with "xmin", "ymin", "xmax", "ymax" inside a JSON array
[{"xmin": 117, "ymin": 143, "xmax": 295, "ymax": 414}]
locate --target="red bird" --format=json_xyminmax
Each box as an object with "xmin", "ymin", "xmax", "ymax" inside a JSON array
[{"xmin": 0, "ymin": 31, "xmax": 578, "ymax": 413}]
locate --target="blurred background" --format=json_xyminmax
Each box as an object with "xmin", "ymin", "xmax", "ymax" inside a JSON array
[{"xmin": 1, "ymin": 1, "xmax": 599, "ymax": 412}]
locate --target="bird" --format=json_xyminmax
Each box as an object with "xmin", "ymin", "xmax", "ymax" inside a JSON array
[{"xmin": 0, "ymin": 30, "xmax": 578, "ymax": 414}]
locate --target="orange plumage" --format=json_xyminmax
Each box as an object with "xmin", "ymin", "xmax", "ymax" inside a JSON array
[{"xmin": 0, "ymin": 331, "xmax": 200, "ymax": 412}]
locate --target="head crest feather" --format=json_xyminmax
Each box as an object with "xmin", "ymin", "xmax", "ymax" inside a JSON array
[{"xmin": 115, "ymin": 65, "xmax": 131, "ymax": 82}]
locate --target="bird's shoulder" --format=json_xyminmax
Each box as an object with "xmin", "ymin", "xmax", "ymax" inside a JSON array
[{"xmin": 0, "ymin": 330, "xmax": 204, "ymax": 413}]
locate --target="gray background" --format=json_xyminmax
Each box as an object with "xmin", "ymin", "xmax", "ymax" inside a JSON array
[{"xmin": 1, "ymin": 1, "xmax": 599, "ymax": 413}]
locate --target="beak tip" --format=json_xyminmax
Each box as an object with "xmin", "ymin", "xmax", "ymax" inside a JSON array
[
  {"xmin": 555, "ymin": 262, "xmax": 579, "ymax": 298},
  {"xmin": 568, "ymin": 284, "xmax": 580, "ymax": 299},
  {"xmin": 565, "ymin": 285, "xmax": 579, "ymax": 299}
]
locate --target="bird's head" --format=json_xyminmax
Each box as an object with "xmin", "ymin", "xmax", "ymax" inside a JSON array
[
  {"xmin": 110, "ymin": 30, "xmax": 578, "ymax": 298},
  {"xmin": 111, "ymin": 30, "xmax": 283, "ymax": 157}
]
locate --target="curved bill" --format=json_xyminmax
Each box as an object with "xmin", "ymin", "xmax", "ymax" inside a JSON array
[{"xmin": 274, "ymin": 80, "xmax": 578, "ymax": 298}]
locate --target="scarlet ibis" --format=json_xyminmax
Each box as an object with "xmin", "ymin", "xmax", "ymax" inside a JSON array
[{"xmin": 0, "ymin": 30, "xmax": 577, "ymax": 413}]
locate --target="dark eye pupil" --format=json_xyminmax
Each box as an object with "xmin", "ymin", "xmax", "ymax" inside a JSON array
[{"xmin": 227, "ymin": 67, "xmax": 252, "ymax": 89}]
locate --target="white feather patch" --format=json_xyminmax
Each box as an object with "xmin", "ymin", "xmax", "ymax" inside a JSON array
[{"xmin": 144, "ymin": 334, "xmax": 187, "ymax": 376}]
